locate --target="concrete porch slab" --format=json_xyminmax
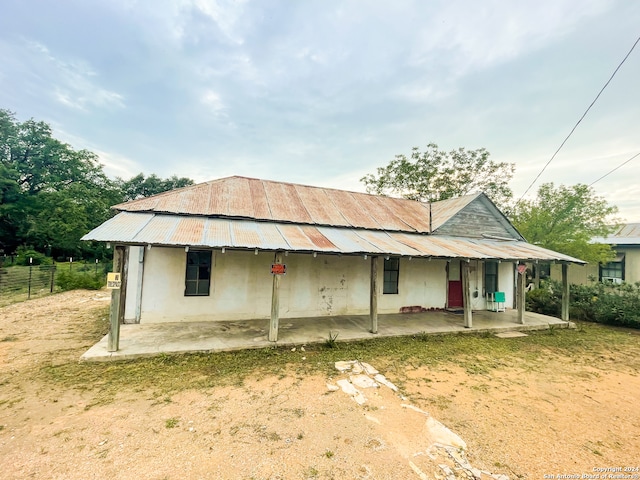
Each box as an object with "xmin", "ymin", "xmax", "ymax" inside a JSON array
[{"xmin": 81, "ymin": 309, "xmax": 573, "ymax": 362}]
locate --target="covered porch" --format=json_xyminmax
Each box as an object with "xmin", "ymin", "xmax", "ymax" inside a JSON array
[{"xmin": 81, "ymin": 309, "xmax": 572, "ymax": 362}]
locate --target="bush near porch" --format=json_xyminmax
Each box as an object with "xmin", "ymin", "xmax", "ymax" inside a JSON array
[{"xmin": 527, "ymin": 279, "xmax": 640, "ymax": 329}]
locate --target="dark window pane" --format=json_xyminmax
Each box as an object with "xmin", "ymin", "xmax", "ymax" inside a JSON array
[
  {"xmin": 185, "ymin": 281, "xmax": 197, "ymax": 295},
  {"xmin": 185, "ymin": 250, "xmax": 212, "ymax": 296},
  {"xmin": 197, "ymin": 280, "xmax": 210, "ymax": 295},
  {"xmin": 186, "ymin": 265, "xmax": 198, "ymax": 280},
  {"xmin": 199, "ymin": 265, "xmax": 210, "ymax": 280},
  {"xmin": 383, "ymin": 257, "xmax": 399, "ymax": 294},
  {"xmin": 485, "ymin": 261, "xmax": 498, "ymax": 294}
]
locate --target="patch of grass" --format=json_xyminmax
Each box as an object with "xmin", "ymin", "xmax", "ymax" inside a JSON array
[
  {"xmin": 33, "ymin": 320, "xmax": 640, "ymax": 404},
  {"xmin": 1, "ymin": 336, "xmax": 18, "ymax": 342},
  {"xmin": 323, "ymin": 450, "xmax": 334, "ymax": 458},
  {"xmin": 165, "ymin": 417, "xmax": 179, "ymax": 429}
]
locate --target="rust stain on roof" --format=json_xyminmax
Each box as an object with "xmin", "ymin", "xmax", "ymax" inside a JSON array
[
  {"xmin": 113, "ymin": 176, "xmax": 440, "ymax": 233},
  {"xmin": 83, "ymin": 212, "xmax": 585, "ymax": 263}
]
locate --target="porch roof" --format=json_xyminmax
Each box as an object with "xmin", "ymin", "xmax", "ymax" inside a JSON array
[{"xmin": 82, "ymin": 211, "xmax": 585, "ymax": 264}]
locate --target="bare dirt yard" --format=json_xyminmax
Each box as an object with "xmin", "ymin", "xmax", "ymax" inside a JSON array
[{"xmin": 1, "ymin": 290, "xmax": 640, "ymax": 480}]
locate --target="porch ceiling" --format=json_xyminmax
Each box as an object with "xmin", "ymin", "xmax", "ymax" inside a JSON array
[{"xmin": 82, "ymin": 212, "xmax": 585, "ymax": 264}]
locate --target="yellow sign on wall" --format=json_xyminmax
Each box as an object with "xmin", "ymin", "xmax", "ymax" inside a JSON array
[{"xmin": 107, "ymin": 272, "xmax": 122, "ymax": 289}]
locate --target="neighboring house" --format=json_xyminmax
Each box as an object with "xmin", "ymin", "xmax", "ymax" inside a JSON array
[
  {"xmin": 592, "ymin": 223, "xmax": 640, "ymax": 284},
  {"xmin": 82, "ymin": 176, "xmax": 583, "ymax": 350},
  {"xmin": 547, "ymin": 223, "xmax": 640, "ymax": 285}
]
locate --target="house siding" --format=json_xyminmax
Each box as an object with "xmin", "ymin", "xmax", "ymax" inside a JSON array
[
  {"xmin": 433, "ymin": 197, "xmax": 520, "ymax": 239},
  {"xmin": 548, "ymin": 247, "xmax": 640, "ymax": 285},
  {"xmin": 137, "ymin": 248, "xmax": 460, "ymax": 323},
  {"xmin": 135, "ymin": 247, "xmax": 522, "ymax": 324}
]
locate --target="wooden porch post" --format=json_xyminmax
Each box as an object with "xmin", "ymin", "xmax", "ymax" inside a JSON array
[
  {"xmin": 269, "ymin": 251, "xmax": 283, "ymax": 342},
  {"xmin": 461, "ymin": 260, "xmax": 472, "ymax": 328},
  {"xmin": 561, "ymin": 263, "xmax": 570, "ymax": 321},
  {"xmin": 370, "ymin": 256, "xmax": 378, "ymax": 334},
  {"xmin": 134, "ymin": 247, "xmax": 145, "ymax": 323},
  {"xmin": 517, "ymin": 263, "xmax": 526, "ymax": 325},
  {"xmin": 108, "ymin": 245, "xmax": 126, "ymax": 352}
]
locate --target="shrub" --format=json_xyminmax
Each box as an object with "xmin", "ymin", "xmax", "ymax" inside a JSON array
[
  {"xmin": 14, "ymin": 247, "xmax": 53, "ymax": 266},
  {"xmin": 527, "ymin": 279, "xmax": 640, "ymax": 329},
  {"xmin": 56, "ymin": 269, "xmax": 105, "ymax": 291},
  {"xmin": 526, "ymin": 280, "xmax": 561, "ymax": 316}
]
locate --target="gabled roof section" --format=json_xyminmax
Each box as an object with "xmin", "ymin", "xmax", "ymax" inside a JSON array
[
  {"xmin": 592, "ymin": 223, "xmax": 640, "ymax": 246},
  {"xmin": 113, "ymin": 176, "xmax": 434, "ymax": 233},
  {"xmin": 431, "ymin": 193, "xmax": 524, "ymax": 241},
  {"xmin": 429, "ymin": 193, "xmax": 480, "ymax": 231}
]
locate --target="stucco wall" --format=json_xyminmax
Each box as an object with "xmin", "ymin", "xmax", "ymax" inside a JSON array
[
  {"xmin": 621, "ymin": 247, "xmax": 640, "ymax": 283},
  {"xmin": 136, "ymin": 248, "xmax": 524, "ymax": 323},
  {"xmin": 138, "ymin": 248, "xmax": 459, "ymax": 323},
  {"xmin": 550, "ymin": 263, "xmax": 598, "ymax": 285},
  {"xmin": 549, "ymin": 250, "xmax": 640, "ymax": 286},
  {"xmin": 124, "ymin": 246, "xmax": 144, "ymax": 322}
]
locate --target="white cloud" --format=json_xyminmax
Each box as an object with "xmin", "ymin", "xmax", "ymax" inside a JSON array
[{"xmin": 23, "ymin": 40, "xmax": 125, "ymax": 111}]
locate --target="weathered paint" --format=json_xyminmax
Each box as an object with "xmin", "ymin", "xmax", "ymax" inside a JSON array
[
  {"xmin": 432, "ymin": 195, "xmax": 523, "ymax": 240},
  {"xmin": 123, "ymin": 246, "xmax": 144, "ymax": 323},
  {"xmin": 138, "ymin": 248, "xmax": 455, "ymax": 323},
  {"xmin": 112, "ymin": 176, "xmax": 434, "ymax": 233}
]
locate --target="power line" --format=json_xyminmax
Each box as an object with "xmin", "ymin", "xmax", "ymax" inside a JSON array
[
  {"xmin": 589, "ymin": 151, "xmax": 640, "ymax": 187},
  {"xmin": 517, "ymin": 34, "xmax": 640, "ymax": 203}
]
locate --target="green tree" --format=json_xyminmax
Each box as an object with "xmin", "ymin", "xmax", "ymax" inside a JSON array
[
  {"xmin": 511, "ymin": 183, "xmax": 618, "ymax": 264},
  {"xmin": 117, "ymin": 173, "xmax": 193, "ymax": 202},
  {"xmin": 1, "ymin": 109, "xmax": 195, "ymax": 259},
  {"xmin": 361, "ymin": 143, "xmax": 515, "ymax": 206},
  {"xmin": 0, "ymin": 109, "xmax": 121, "ymax": 258}
]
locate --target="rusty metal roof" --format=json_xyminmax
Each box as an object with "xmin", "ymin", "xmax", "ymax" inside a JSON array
[
  {"xmin": 83, "ymin": 212, "xmax": 584, "ymax": 263},
  {"xmin": 114, "ymin": 176, "xmax": 437, "ymax": 233},
  {"xmin": 592, "ymin": 223, "xmax": 640, "ymax": 245}
]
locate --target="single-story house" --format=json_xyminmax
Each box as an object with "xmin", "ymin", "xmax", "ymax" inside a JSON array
[
  {"xmin": 82, "ymin": 176, "xmax": 584, "ymax": 351},
  {"xmin": 541, "ymin": 223, "xmax": 640, "ymax": 285}
]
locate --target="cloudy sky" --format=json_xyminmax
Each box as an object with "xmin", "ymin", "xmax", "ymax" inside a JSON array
[{"xmin": 1, "ymin": 0, "xmax": 639, "ymax": 219}]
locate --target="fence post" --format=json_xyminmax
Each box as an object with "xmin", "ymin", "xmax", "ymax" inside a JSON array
[
  {"xmin": 50, "ymin": 263, "xmax": 56, "ymax": 293},
  {"xmin": 28, "ymin": 257, "xmax": 33, "ymax": 300}
]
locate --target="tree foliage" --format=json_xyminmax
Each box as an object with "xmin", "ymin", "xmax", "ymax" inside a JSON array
[
  {"xmin": 361, "ymin": 143, "xmax": 515, "ymax": 206},
  {"xmin": 511, "ymin": 183, "xmax": 618, "ymax": 264},
  {"xmin": 116, "ymin": 173, "xmax": 193, "ymax": 202},
  {"xmin": 0, "ymin": 109, "xmax": 194, "ymax": 260}
]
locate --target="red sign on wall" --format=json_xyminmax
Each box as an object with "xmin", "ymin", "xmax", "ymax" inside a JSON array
[
  {"xmin": 517, "ymin": 264, "xmax": 527, "ymax": 275},
  {"xmin": 271, "ymin": 263, "xmax": 286, "ymax": 275}
]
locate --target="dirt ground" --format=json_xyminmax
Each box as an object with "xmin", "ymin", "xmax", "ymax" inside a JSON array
[{"xmin": 1, "ymin": 290, "xmax": 640, "ymax": 480}]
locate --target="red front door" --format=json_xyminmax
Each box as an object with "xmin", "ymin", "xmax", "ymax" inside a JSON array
[{"xmin": 448, "ymin": 261, "xmax": 463, "ymax": 308}]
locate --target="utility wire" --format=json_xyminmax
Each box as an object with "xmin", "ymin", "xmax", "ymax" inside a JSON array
[
  {"xmin": 589, "ymin": 151, "xmax": 640, "ymax": 187},
  {"xmin": 517, "ymin": 34, "xmax": 640, "ymax": 203}
]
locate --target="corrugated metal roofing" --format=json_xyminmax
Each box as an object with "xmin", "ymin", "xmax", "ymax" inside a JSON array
[
  {"xmin": 592, "ymin": 223, "xmax": 640, "ymax": 245},
  {"xmin": 82, "ymin": 212, "xmax": 585, "ymax": 263},
  {"xmin": 113, "ymin": 176, "xmax": 439, "ymax": 233}
]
